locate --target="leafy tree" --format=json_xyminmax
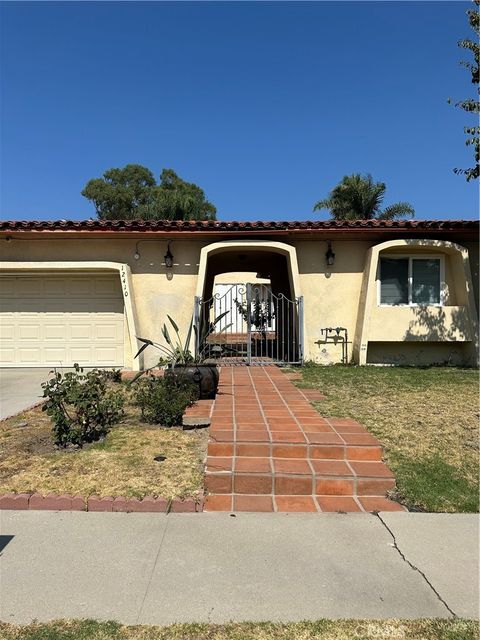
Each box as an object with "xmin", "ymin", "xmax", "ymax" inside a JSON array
[
  {"xmin": 450, "ymin": 0, "xmax": 479, "ymax": 182},
  {"xmin": 82, "ymin": 164, "xmax": 216, "ymax": 220},
  {"xmin": 153, "ymin": 169, "xmax": 217, "ymax": 221},
  {"xmin": 313, "ymin": 174, "xmax": 415, "ymax": 220}
]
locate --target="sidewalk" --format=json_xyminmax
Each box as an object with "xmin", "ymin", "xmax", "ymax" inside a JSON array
[{"xmin": 0, "ymin": 511, "xmax": 478, "ymax": 624}]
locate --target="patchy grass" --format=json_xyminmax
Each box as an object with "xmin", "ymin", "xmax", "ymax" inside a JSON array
[
  {"xmin": 0, "ymin": 619, "xmax": 478, "ymax": 640},
  {"xmin": 0, "ymin": 391, "xmax": 208, "ymax": 500},
  {"xmin": 296, "ymin": 364, "xmax": 479, "ymax": 513}
]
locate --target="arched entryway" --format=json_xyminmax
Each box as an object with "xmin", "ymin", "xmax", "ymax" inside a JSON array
[{"xmin": 195, "ymin": 241, "xmax": 304, "ymax": 364}]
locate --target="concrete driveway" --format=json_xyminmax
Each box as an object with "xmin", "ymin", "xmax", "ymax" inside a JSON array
[{"xmin": 0, "ymin": 368, "xmax": 49, "ymax": 420}]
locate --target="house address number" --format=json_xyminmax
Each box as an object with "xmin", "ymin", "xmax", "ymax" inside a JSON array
[{"xmin": 120, "ymin": 266, "xmax": 129, "ymax": 297}]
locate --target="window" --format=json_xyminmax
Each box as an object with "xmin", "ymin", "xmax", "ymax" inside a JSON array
[
  {"xmin": 379, "ymin": 256, "xmax": 442, "ymax": 306},
  {"xmin": 380, "ymin": 258, "xmax": 409, "ymax": 305}
]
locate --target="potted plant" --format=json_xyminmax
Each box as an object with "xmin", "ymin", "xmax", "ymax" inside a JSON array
[
  {"xmin": 235, "ymin": 289, "xmax": 276, "ymax": 357},
  {"xmin": 133, "ymin": 313, "xmax": 230, "ymax": 399}
]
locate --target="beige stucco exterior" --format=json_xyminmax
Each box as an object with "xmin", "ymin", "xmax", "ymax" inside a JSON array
[
  {"xmin": 352, "ymin": 239, "xmax": 478, "ymax": 366},
  {"xmin": 1, "ymin": 228, "xmax": 478, "ymax": 369}
]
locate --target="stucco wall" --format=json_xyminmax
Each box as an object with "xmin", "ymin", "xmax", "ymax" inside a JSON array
[
  {"xmin": 352, "ymin": 239, "xmax": 479, "ymax": 366},
  {"xmin": 367, "ymin": 341, "xmax": 472, "ymax": 367},
  {"xmin": 295, "ymin": 239, "xmax": 370, "ymax": 363},
  {"xmin": 1, "ymin": 234, "xmax": 478, "ymax": 368}
]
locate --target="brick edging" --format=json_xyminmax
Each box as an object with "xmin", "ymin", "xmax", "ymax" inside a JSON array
[{"xmin": 0, "ymin": 492, "xmax": 204, "ymax": 513}]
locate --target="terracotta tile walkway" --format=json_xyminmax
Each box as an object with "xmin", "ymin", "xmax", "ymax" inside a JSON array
[{"xmin": 202, "ymin": 366, "xmax": 406, "ymax": 513}]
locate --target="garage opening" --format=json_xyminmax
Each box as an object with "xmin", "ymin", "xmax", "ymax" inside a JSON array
[{"xmin": 0, "ymin": 273, "xmax": 125, "ymax": 367}]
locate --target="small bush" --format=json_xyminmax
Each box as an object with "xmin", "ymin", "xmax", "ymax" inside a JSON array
[
  {"xmin": 133, "ymin": 374, "xmax": 197, "ymax": 426},
  {"xmin": 42, "ymin": 364, "xmax": 125, "ymax": 447},
  {"xmin": 99, "ymin": 368, "xmax": 122, "ymax": 383}
]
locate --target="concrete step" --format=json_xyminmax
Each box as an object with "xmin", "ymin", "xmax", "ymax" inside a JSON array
[
  {"xmin": 205, "ymin": 458, "xmax": 395, "ymax": 497},
  {"xmin": 207, "ymin": 441, "xmax": 383, "ymax": 462},
  {"xmin": 203, "ymin": 494, "xmax": 406, "ymax": 513}
]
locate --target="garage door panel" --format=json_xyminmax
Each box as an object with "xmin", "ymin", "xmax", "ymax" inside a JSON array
[
  {"xmin": 43, "ymin": 279, "xmax": 68, "ymax": 296},
  {"xmin": 2, "ymin": 300, "xmax": 37, "ymax": 313},
  {"xmin": 66, "ymin": 278, "xmax": 91, "ymax": 296},
  {"xmin": 0, "ymin": 324, "xmax": 15, "ymax": 340},
  {"xmin": 18, "ymin": 348, "xmax": 42, "ymax": 364},
  {"xmin": 44, "ymin": 324, "xmax": 67, "ymax": 340},
  {"xmin": 95, "ymin": 347, "xmax": 122, "ymax": 363},
  {"xmin": 95, "ymin": 324, "xmax": 120, "ymax": 340},
  {"xmin": 16, "ymin": 279, "xmax": 40, "ymax": 297},
  {"xmin": 94, "ymin": 278, "xmax": 122, "ymax": 297},
  {"xmin": 0, "ymin": 348, "xmax": 15, "ymax": 363},
  {"xmin": 0, "ymin": 275, "xmax": 124, "ymax": 367},
  {"xmin": 70, "ymin": 347, "xmax": 93, "ymax": 363},
  {"xmin": 18, "ymin": 324, "xmax": 41, "ymax": 340},
  {"xmin": 0, "ymin": 281, "xmax": 16, "ymax": 296},
  {"xmin": 44, "ymin": 348, "xmax": 68, "ymax": 364},
  {"xmin": 69, "ymin": 324, "xmax": 92, "ymax": 340}
]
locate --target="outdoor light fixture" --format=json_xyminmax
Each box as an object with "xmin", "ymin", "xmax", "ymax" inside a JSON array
[
  {"xmin": 164, "ymin": 241, "xmax": 174, "ymax": 269},
  {"xmin": 325, "ymin": 241, "xmax": 335, "ymax": 267},
  {"xmin": 133, "ymin": 242, "xmax": 140, "ymax": 260}
]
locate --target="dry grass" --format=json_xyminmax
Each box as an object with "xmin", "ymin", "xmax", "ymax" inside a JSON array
[
  {"xmin": 0, "ymin": 619, "xmax": 478, "ymax": 640},
  {"xmin": 0, "ymin": 399, "xmax": 208, "ymax": 500},
  {"xmin": 297, "ymin": 365, "xmax": 479, "ymax": 512}
]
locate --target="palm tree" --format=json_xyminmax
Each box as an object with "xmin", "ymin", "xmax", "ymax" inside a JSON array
[{"xmin": 313, "ymin": 174, "xmax": 415, "ymax": 220}]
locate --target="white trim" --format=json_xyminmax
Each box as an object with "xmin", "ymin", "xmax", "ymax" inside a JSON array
[
  {"xmin": 353, "ymin": 238, "xmax": 479, "ymax": 366},
  {"xmin": 0, "ymin": 261, "xmax": 141, "ymax": 370},
  {"xmin": 377, "ymin": 253, "xmax": 445, "ymax": 307},
  {"xmin": 195, "ymin": 240, "xmax": 305, "ymax": 358},
  {"xmin": 195, "ymin": 240, "xmax": 302, "ymax": 299}
]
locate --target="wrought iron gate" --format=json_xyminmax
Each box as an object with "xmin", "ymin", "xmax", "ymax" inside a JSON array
[{"xmin": 194, "ymin": 283, "xmax": 304, "ymax": 365}]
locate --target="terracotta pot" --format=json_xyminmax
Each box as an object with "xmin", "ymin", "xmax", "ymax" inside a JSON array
[{"xmin": 167, "ymin": 364, "xmax": 219, "ymax": 400}]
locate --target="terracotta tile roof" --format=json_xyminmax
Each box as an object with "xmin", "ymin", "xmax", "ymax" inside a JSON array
[{"xmin": 0, "ymin": 219, "xmax": 478, "ymax": 233}]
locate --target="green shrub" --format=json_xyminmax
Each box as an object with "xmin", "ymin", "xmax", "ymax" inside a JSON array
[
  {"xmin": 42, "ymin": 364, "xmax": 125, "ymax": 447},
  {"xmin": 133, "ymin": 374, "xmax": 197, "ymax": 426},
  {"xmin": 99, "ymin": 368, "xmax": 122, "ymax": 383}
]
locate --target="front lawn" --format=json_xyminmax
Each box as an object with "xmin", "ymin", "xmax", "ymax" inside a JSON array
[
  {"xmin": 296, "ymin": 364, "xmax": 479, "ymax": 513},
  {"xmin": 0, "ymin": 389, "xmax": 208, "ymax": 501},
  {"xmin": 0, "ymin": 619, "xmax": 478, "ymax": 640}
]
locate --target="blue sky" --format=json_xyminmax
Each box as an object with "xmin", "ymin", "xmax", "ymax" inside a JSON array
[{"xmin": 1, "ymin": 1, "xmax": 478, "ymax": 221}]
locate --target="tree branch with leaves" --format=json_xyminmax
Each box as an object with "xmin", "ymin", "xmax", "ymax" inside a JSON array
[
  {"xmin": 450, "ymin": 0, "xmax": 479, "ymax": 182},
  {"xmin": 82, "ymin": 165, "xmax": 217, "ymax": 220},
  {"xmin": 313, "ymin": 173, "xmax": 414, "ymax": 220}
]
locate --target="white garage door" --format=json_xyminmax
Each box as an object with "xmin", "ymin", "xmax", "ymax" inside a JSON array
[{"xmin": 0, "ymin": 274, "xmax": 124, "ymax": 367}]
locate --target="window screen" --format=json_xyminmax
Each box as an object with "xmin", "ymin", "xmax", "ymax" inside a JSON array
[
  {"xmin": 412, "ymin": 259, "xmax": 440, "ymax": 304},
  {"xmin": 380, "ymin": 258, "xmax": 409, "ymax": 305}
]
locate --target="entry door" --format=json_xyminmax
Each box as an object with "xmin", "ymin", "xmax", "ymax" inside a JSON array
[{"xmin": 195, "ymin": 283, "xmax": 304, "ymax": 364}]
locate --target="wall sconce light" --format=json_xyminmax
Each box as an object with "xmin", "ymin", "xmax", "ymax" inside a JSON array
[
  {"xmin": 133, "ymin": 242, "xmax": 140, "ymax": 260},
  {"xmin": 164, "ymin": 241, "xmax": 174, "ymax": 269},
  {"xmin": 325, "ymin": 241, "xmax": 335, "ymax": 267}
]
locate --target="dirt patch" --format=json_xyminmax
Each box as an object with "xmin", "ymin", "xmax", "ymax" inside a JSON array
[{"xmin": 0, "ymin": 398, "xmax": 208, "ymax": 500}]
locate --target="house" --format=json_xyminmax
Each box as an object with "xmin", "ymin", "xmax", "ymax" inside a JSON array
[{"xmin": 0, "ymin": 219, "xmax": 478, "ymax": 370}]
